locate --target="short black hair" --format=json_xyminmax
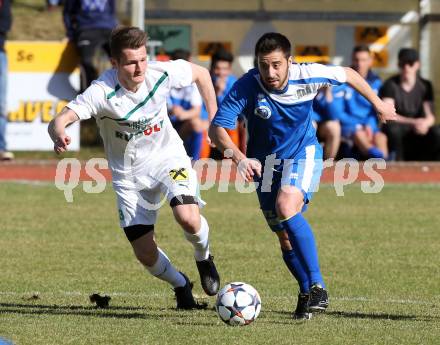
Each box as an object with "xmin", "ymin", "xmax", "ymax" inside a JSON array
[
  {"xmin": 254, "ymin": 32, "xmax": 291, "ymax": 58},
  {"xmin": 171, "ymin": 49, "xmax": 190, "ymax": 61},
  {"xmin": 352, "ymin": 44, "xmax": 370, "ymax": 54},
  {"xmin": 398, "ymin": 48, "xmax": 419, "ymax": 64},
  {"xmin": 211, "ymin": 49, "xmax": 234, "ymax": 69}
]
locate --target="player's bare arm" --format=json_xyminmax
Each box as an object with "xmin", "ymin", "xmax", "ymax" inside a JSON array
[
  {"xmin": 190, "ymin": 63, "xmax": 218, "ymax": 122},
  {"xmin": 344, "ymin": 67, "xmax": 397, "ymax": 123},
  {"xmin": 209, "ymin": 124, "xmax": 261, "ymax": 182},
  {"xmin": 48, "ymin": 107, "xmax": 80, "ymax": 154}
]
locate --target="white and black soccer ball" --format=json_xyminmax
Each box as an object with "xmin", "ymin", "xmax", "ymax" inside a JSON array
[{"xmin": 215, "ymin": 282, "xmax": 261, "ymax": 326}]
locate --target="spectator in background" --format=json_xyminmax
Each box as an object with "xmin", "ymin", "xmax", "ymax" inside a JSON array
[
  {"xmin": 332, "ymin": 45, "xmax": 388, "ymax": 159},
  {"xmin": 63, "ymin": 0, "xmax": 117, "ymax": 92},
  {"xmin": 380, "ymin": 48, "xmax": 440, "ymax": 161},
  {"xmin": 0, "ymin": 0, "xmax": 13, "ymax": 160},
  {"xmin": 168, "ymin": 49, "xmax": 206, "ymax": 160},
  {"xmin": 201, "ymin": 50, "xmax": 246, "ymax": 158},
  {"xmin": 312, "ymin": 86, "xmax": 341, "ymax": 160},
  {"xmin": 47, "ymin": 0, "xmax": 61, "ymax": 11}
]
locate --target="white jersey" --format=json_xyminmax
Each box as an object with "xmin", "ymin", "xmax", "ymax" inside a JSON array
[{"xmin": 67, "ymin": 59, "xmax": 193, "ymax": 187}]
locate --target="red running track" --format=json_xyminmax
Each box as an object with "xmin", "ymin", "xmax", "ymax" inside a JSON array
[{"xmin": 0, "ymin": 160, "xmax": 439, "ymax": 184}]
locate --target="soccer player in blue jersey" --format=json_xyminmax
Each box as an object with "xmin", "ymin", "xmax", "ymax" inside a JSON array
[{"xmin": 209, "ymin": 33, "xmax": 396, "ymax": 320}]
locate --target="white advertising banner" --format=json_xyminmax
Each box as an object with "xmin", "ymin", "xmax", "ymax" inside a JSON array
[{"xmin": 5, "ymin": 41, "xmax": 81, "ymax": 151}]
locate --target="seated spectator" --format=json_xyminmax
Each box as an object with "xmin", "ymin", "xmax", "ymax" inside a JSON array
[
  {"xmin": 312, "ymin": 86, "xmax": 341, "ymax": 160},
  {"xmin": 332, "ymin": 45, "xmax": 388, "ymax": 159},
  {"xmin": 201, "ymin": 50, "xmax": 246, "ymax": 158},
  {"xmin": 380, "ymin": 48, "xmax": 440, "ymax": 161},
  {"xmin": 168, "ymin": 49, "xmax": 205, "ymax": 160}
]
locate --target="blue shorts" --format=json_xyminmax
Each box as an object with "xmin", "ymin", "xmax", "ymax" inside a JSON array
[
  {"xmin": 341, "ymin": 121, "xmax": 379, "ymax": 138},
  {"xmin": 255, "ymin": 144, "xmax": 323, "ymax": 232},
  {"xmin": 312, "ymin": 110, "xmax": 337, "ymax": 124}
]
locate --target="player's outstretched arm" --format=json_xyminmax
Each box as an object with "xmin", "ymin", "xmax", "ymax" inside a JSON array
[
  {"xmin": 344, "ymin": 67, "xmax": 397, "ymax": 123},
  {"xmin": 48, "ymin": 107, "xmax": 80, "ymax": 154},
  {"xmin": 190, "ymin": 63, "xmax": 218, "ymax": 122},
  {"xmin": 209, "ymin": 124, "xmax": 261, "ymax": 182}
]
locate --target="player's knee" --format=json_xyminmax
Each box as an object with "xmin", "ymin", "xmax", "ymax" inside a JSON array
[
  {"xmin": 174, "ymin": 208, "xmax": 200, "ymax": 233},
  {"xmin": 324, "ymin": 120, "xmax": 341, "ymax": 137},
  {"xmin": 275, "ymin": 199, "xmax": 302, "ymax": 219},
  {"xmin": 275, "ymin": 188, "xmax": 303, "ymax": 219}
]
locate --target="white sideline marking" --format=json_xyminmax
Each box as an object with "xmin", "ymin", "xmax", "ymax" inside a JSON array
[{"xmin": 0, "ymin": 291, "xmax": 436, "ymax": 306}]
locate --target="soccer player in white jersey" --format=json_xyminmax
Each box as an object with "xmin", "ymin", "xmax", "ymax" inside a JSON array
[
  {"xmin": 48, "ymin": 26, "xmax": 220, "ymax": 309},
  {"xmin": 210, "ymin": 33, "xmax": 396, "ymax": 319}
]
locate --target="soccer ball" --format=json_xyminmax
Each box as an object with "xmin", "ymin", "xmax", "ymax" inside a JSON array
[{"xmin": 215, "ymin": 282, "xmax": 261, "ymax": 326}]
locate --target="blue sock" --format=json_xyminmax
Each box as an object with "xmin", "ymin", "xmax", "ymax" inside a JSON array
[
  {"xmin": 282, "ymin": 249, "xmax": 310, "ymax": 293},
  {"xmin": 281, "ymin": 213, "xmax": 325, "ymax": 288},
  {"xmin": 367, "ymin": 147, "xmax": 384, "ymax": 159}
]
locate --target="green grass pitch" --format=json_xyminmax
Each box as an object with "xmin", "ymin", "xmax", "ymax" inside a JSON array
[{"xmin": 0, "ymin": 182, "xmax": 439, "ymax": 344}]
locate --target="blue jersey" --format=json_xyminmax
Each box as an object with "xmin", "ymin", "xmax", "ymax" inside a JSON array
[
  {"xmin": 311, "ymin": 89, "xmax": 341, "ymax": 123},
  {"xmin": 212, "ymin": 63, "xmax": 346, "ymax": 162},
  {"xmin": 201, "ymin": 74, "xmax": 237, "ymax": 121},
  {"xmin": 331, "ymin": 70, "xmax": 381, "ymax": 132}
]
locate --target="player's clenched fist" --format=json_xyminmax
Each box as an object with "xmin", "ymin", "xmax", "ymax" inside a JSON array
[
  {"xmin": 375, "ymin": 100, "xmax": 397, "ymax": 123},
  {"xmin": 237, "ymin": 158, "xmax": 262, "ymax": 182},
  {"xmin": 54, "ymin": 135, "xmax": 71, "ymax": 154}
]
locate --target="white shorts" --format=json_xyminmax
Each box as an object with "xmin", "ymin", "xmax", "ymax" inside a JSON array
[{"xmin": 114, "ymin": 156, "xmax": 204, "ymax": 228}]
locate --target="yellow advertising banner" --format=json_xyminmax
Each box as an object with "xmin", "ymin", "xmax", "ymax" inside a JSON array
[
  {"xmin": 295, "ymin": 45, "xmax": 330, "ymax": 63},
  {"xmin": 355, "ymin": 26, "xmax": 389, "ymax": 67},
  {"xmin": 355, "ymin": 26, "xmax": 388, "ymax": 45},
  {"xmin": 5, "ymin": 41, "xmax": 80, "ymax": 73},
  {"xmin": 5, "ymin": 41, "xmax": 80, "ymax": 150}
]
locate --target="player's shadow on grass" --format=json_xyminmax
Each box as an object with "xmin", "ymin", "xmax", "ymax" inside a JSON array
[
  {"xmin": 268, "ymin": 309, "xmax": 439, "ymax": 322},
  {"xmin": 326, "ymin": 310, "xmax": 438, "ymax": 322},
  {"xmin": 0, "ymin": 302, "xmax": 214, "ymax": 324}
]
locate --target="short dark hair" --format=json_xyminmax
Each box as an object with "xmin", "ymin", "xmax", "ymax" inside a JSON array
[
  {"xmin": 110, "ymin": 26, "xmax": 148, "ymax": 60},
  {"xmin": 211, "ymin": 49, "xmax": 234, "ymax": 69},
  {"xmin": 398, "ymin": 48, "xmax": 419, "ymax": 64},
  {"xmin": 352, "ymin": 44, "xmax": 370, "ymax": 54},
  {"xmin": 171, "ymin": 49, "xmax": 191, "ymax": 61},
  {"xmin": 254, "ymin": 32, "xmax": 291, "ymax": 58}
]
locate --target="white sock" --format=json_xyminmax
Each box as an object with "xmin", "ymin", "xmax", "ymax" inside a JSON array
[
  {"xmin": 183, "ymin": 215, "xmax": 210, "ymax": 261},
  {"xmin": 145, "ymin": 248, "xmax": 186, "ymax": 288}
]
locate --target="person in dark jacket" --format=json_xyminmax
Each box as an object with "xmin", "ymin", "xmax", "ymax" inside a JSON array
[
  {"xmin": 63, "ymin": 0, "xmax": 118, "ymax": 92},
  {"xmin": 380, "ymin": 48, "xmax": 440, "ymax": 161}
]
